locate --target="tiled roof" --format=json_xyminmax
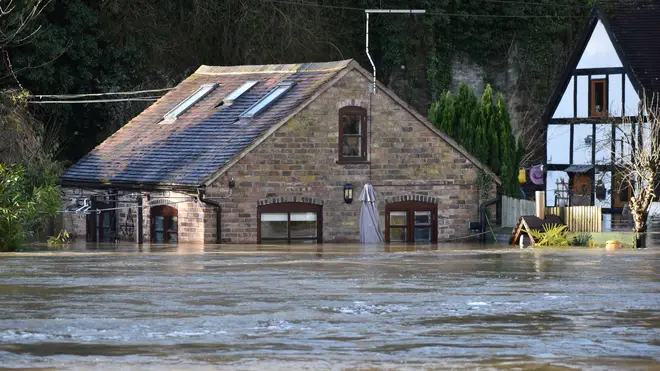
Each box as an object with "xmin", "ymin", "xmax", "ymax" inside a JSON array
[
  {"xmin": 62, "ymin": 60, "xmax": 351, "ymax": 187},
  {"xmin": 602, "ymin": 0, "xmax": 660, "ymax": 92}
]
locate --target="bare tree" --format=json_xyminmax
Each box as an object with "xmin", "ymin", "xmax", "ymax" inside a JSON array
[
  {"xmin": 0, "ymin": 0, "xmax": 50, "ymax": 82},
  {"xmin": 0, "ymin": 1, "xmax": 59, "ymax": 170},
  {"xmin": 612, "ymin": 93, "xmax": 660, "ymax": 238}
]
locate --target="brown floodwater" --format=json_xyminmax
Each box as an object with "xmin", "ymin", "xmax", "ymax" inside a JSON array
[{"xmin": 0, "ymin": 242, "xmax": 658, "ymax": 370}]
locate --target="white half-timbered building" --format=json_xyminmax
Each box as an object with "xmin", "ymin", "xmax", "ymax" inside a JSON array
[{"xmin": 542, "ymin": 0, "xmax": 660, "ymax": 227}]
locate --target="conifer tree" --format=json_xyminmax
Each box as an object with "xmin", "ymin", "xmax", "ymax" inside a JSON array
[
  {"xmin": 482, "ymin": 85, "xmax": 500, "ymax": 174},
  {"xmin": 474, "ymin": 119, "xmax": 488, "ymax": 164},
  {"xmin": 428, "ymin": 93, "xmax": 446, "ymax": 131},
  {"xmin": 459, "ymin": 115, "xmax": 473, "ymax": 153},
  {"xmin": 440, "ymin": 91, "xmax": 456, "ymax": 137},
  {"xmin": 426, "ymin": 84, "xmax": 525, "ymax": 196}
]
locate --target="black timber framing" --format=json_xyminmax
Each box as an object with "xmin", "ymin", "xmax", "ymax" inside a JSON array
[
  {"xmin": 541, "ymin": 4, "xmax": 650, "ymax": 216},
  {"xmin": 548, "ymin": 117, "xmax": 636, "ymax": 125},
  {"xmin": 541, "ymin": 5, "xmax": 643, "ymax": 125},
  {"xmin": 574, "ymin": 67, "xmax": 626, "ymax": 76}
]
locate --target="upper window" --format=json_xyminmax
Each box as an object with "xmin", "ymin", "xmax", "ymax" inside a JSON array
[
  {"xmin": 258, "ymin": 202, "xmax": 322, "ymax": 244},
  {"xmin": 338, "ymin": 106, "xmax": 367, "ymax": 162},
  {"xmin": 241, "ymin": 81, "xmax": 295, "ymax": 118},
  {"xmin": 151, "ymin": 205, "xmax": 178, "ymax": 243},
  {"xmin": 590, "ymin": 79, "xmax": 607, "ymax": 117},
  {"xmin": 162, "ymin": 83, "xmax": 218, "ymax": 123},
  {"xmin": 385, "ymin": 201, "xmax": 437, "ymax": 243}
]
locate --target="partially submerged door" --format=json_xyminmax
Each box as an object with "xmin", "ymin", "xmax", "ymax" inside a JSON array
[{"xmin": 87, "ymin": 200, "xmax": 117, "ymax": 242}]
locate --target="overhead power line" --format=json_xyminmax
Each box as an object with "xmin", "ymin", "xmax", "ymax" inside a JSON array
[
  {"xmin": 471, "ymin": 0, "xmax": 591, "ymax": 8},
  {"xmin": 267, "ymin": 0, "xmax": 586, "ymax": 17},
  {"xmin": 267, "ymin": 0, "xmax": 363, "ymax": 11},
  {"xmin": 30, "ymin": 87, "xmax": 173, "ymax": 99}
]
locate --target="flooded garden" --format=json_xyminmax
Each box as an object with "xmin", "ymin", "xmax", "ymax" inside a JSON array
[{"xmin": 0, "ymin": 243, "xmax": 658, "ymax": 370}]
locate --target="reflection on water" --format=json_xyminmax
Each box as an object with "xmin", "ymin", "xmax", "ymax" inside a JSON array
[{"xmin": 0, "ymin": 243, "xmax": 658, "ymax": 370}]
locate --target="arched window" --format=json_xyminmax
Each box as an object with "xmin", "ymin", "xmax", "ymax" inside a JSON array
[
  {"xmin": 151, "ymin": 205, "xmax": 178, "ymax": 243},
  {"xmin": 338, "ymin": 106, "xmax": 367, "ymax": 162},
  {"xmin": 385, "ymin": 201, "xmax": 437, "ymax": 243},
  {"xmin": 257, "ymin": 202, "xmax": 322, "ymax": 244}
]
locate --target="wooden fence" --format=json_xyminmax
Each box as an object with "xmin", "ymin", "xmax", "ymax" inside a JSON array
[
  {"xmin": 501, "ymin": 196, "xmax": 536, "ymax": 227},
  {"xmin": 546, "ymin": 206, "xmax": 602, "ymax": 232}
]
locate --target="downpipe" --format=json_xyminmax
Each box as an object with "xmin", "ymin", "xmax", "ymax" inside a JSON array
[{"xmin": 197, "ymin": 188, "xmax": 222, "ymax": 244}]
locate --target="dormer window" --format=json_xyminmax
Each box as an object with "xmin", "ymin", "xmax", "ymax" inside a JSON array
[
  {"xmin": 161, "ymin": 83, "xmax": 218, "ymax": 124},
  {"xmin": 590, "ymin": 79, "xmax": 607, "ymax": 117},
  {"xmin": 338, "ymin": 106, "xmax": 367, "ymax": 162}
]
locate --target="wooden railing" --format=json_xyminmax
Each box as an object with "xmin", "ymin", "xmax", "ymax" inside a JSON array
[{"xmin": 546, "ymin": 206, "xmax": 602, "ymax": 232}]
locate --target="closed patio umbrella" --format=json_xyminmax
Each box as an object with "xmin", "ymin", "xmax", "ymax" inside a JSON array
[{"xmin": 359, "ymin": 183, "xmax": 385, "ymax": 244}]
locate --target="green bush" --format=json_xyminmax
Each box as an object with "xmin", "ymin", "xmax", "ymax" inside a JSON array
[
  {"xmin": 570, "ymin": 232, "xmax": 592, "ymax": 247},
  {"xmin": 525, "ymin": 223, "xmax": 569, "ymax": 247},
  {"xmin": 0, "ymin": 164, "xmax": 61, "ymax": 251}
]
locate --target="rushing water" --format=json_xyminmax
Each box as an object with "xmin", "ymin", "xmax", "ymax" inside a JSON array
[{"xmin": 0, "ymin": 243, "xmax": 658, "ymax": 370}]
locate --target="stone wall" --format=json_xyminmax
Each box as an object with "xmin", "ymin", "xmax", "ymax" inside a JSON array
[
  {"xmin": 206, "ymin": 68, "xmax": 494, "ymax": 243},
  {"xmin": 61, "ymin": 187, "xmax": 88, "ymax": 238},
  {"xmin": 60, "ymin": 188, "xmax": 207, "ymax": 243},
  {"xmin": 142, "ymin": 191, "xmax": 207, "ymax": 243}
]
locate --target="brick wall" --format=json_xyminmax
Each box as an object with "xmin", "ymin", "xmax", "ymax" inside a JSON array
[
  {"xmin": 142, "ymin": 191, "xmax": 207, "ymax": 243},
  {"xmin": 61, "ymin": 188, "xmax": 87, "ymax": 238},
  {"xmin": 60, "ymin": 188, "xmax": 207, "ymax": 243},
  {"xmin": 206, "ymin": 69, "xmax": 494, "ymax": 243}
]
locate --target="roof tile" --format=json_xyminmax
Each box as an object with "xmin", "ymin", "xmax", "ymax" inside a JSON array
[{"xmin": 62, "ymin": 60, "xmax": 351, "ymax": 186}]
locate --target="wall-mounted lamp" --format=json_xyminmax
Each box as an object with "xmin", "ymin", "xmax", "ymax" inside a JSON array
[
  {"xmin": 228, "ymin": 177, "xmax": 236, "ymax": 189},
  {"xmin": 343, "ymin": 183, "xmax": 353, "ymax": 204}
]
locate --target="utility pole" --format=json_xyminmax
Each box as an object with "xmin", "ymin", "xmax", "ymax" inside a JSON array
[{"xmin": 365, "ymin": 9, "xmax": 425, "ymax": 94}]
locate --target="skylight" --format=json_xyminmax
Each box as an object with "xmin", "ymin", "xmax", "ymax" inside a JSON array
[
  {"xmin": 162, "ymin": 83, "xmax": 217, "ymax": 122},
  {"xmin": 223, "ymin": 81, "xmax": 258, "ymax": 105},
  {"xmin": 240, "ymin": 81, "xmax": 295, "ymax": 118}
]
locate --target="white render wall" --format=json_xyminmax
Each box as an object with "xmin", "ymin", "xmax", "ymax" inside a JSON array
[{"xmin": 576, "ymin": 21, "xmax": 623, "ymax": 69}]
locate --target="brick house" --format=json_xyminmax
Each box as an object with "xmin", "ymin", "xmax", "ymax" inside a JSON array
[{"xmin": 61, "ymin": 60, "xmax": 499, "ymax": 244}]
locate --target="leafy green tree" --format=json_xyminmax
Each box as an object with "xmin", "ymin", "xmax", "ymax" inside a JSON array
[
  {"xmin": 0, "ymin": 165, "xmax": 61, "ymax": 251},
  {"xmin": 0, "ymin": 90, "xmax": 63, "ymax": 251}
]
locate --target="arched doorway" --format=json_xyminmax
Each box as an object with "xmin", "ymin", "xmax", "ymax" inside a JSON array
[{"xmin": 151, "ymin": 205, "xmax": 178, "ymax": 243}]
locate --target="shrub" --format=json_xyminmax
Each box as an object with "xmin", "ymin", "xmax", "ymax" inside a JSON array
[
  {"xmin": 525, "ymin": 223, "xmax": 569, "ymax": 247},
  {"xmin": 570, "ymin": 232, "xmax": 592, "ymax": 247},
  {"xmin": 0, "ymin": 164, "xmax": 61, "ymax": 251}
]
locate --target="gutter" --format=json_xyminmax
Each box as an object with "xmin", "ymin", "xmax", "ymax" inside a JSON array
[{"xmin": 60, "ymin": 179, "xmax": 198, "ymax": 193}]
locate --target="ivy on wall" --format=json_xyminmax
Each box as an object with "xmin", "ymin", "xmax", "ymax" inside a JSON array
[{"xmin": 373, "ymin": 0, "xmax": 590, "ymax": 105}]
